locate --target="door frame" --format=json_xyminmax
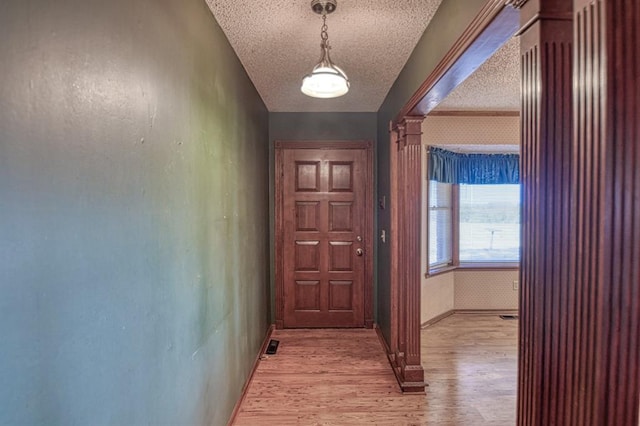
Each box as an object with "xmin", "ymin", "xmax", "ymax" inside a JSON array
[
  {"xmin": 274, "ymin": 140, "xmax": 374, "ymax": 329},
  {"xmin": 386, "ymin": 1, "xmax": 521, "ymax": 393}
]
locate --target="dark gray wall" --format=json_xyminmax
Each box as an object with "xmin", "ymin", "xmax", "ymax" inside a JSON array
[
  {"xmin": 375, "ymin": 0, "xmax": 488, "ymax": 341},
  {"xmin": 269, "ymin": 112, "xmax": 378, "ymax": 141},
  {"xmin": 0, "ymin": 0, "xmax": 269, "ymax": 425},
  {"xmin": 268, "ymin": 112, "xmax": 377, "ymax": 322}
]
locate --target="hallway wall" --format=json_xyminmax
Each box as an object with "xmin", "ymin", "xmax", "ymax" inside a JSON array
[{"xmin": 0, "ymin": 0, "xmax": 269, "ymax": 424}]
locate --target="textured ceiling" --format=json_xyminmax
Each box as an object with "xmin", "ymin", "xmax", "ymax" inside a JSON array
[
  {"xmin": 206, "ymin": 0, "xmax": 442, "ymax": 112},
  {"xmin": 435, "ymin": 36, "xmax": 520, "ymax": 112}
]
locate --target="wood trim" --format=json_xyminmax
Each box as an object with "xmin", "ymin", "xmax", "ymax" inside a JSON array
[
  {"xmin": 425, "ymin": 265, "xmax": 456, "ymax": 279},
  {"xmin": 396, "ymin": 122, "xmax": 407, "ymax": 367},
  {"xmin": 426, "ymin": 264, "xmax": 519, "ymax": 279},
  {"xmin": 428, "ymin": 110, "xmax": 520, "ymax": 117},
  {"xmin": 274, "ymin": 145, "xmax": 285, "ymax": 330},
  {"xmin": 518, "ymin": 0, "xmax": 573, "ymax": 36},
  {"xmin": 390, "ymin": 0, "xmax": 640, "ymax": 422},
  {"xmin": 421, "ymin": 309, "xmax": 519, "ymax": 329},
  {"xmin": 451, "ymin": 184, "xmax": 460, "ymax": 267},
  {"xmin": 386, "ymin": 0, "xmax": 523, "ymax": 399},
  {"xmin": 391, "ymin": 117, "xmax": 426, "ymax": 394},
  {"xmin": 570, "ymin": 0, "xmax": 640, "ymax": 424},
  {"xmin": 374, "ymin": 324, "xmax": 404, "ymax": 392},
  {"xmin": 507, "ymin": 0, "xmax": 530, "ymax": 9},
  {"xmin": 274, "ymin": 140, "xmax": 372, "ymax": 150},
  {"xmin": 374, "ymin": 323, "xmax": 392, "ymax": 355},
  {"xmin": 421, "ymin": 310, "xmax": 455, "ymax": 328},
  {"xmin": 456, "ymin": 263, "xmax": 519, "ymax": 271},
  {"xmin": 396, "ymin": 1, "xmax": 520, "ymax": 121},
  {"xmin": 455, "ymin": 309, "xmax": 519, "ymax": 315},
  {"xmin": 389, "ymin": 123, "xmax": 399, "ymax": 364},
  {"xmin": 374, "ymin": 324, "xmax": 427, "ymax": 395},
  {"xmin": 423, "ymin": 144, "xmax": 431, "ymax": 280},
  {"xmin": 364, "ymin": 139, "xmax": 374, "ymax": 328},
  {"xmin": 517, "ymin": 1, "xmax": 574, "ymax": 424},
  {"xmin": 274, "ymin": 140, "xmax": 375, "ymax": 329},
  {"xmin": 226, "ymin": 325, "xmax": 275, "ymax": 426},
  {"xmin": 403, "ymin": 119, "xmax": 423, "ymax": 368}
]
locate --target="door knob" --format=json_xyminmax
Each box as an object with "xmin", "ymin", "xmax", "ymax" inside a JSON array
[{"xmin": 356, "ymin": 248, "xmax": 364, "ymax": 256}]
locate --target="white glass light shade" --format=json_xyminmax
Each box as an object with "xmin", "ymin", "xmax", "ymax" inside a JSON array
[{"xmin": 301, "ymin": 65, "xmax": 350, "ymax": 98}]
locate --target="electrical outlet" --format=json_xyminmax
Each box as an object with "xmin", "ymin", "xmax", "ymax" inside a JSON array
[{"xmin": 513, "ymin": 280, "xmax": 519, "ymax": 291}]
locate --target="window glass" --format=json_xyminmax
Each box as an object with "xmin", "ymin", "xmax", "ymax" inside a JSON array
[
  {"xmin": 459, "ymin": 184, "xmax": 520, "ymax": 262},
  {"xmin": 429, "ymin": 180, "xmax": 453, "ymax": 268}
]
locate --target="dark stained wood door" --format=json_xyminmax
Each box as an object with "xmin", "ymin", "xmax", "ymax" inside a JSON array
[{"xmin": 281, "ymin": 147, "xmax": 367, "ymax": 328}]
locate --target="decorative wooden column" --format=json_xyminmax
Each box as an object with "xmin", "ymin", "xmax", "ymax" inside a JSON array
[
  {"xmin": 518, "ymin": 0, "xmax": 640, "ymax": 424},
  {"xmin": 390, "ymin": 116, "xmax": 425, "ymax": 393},
  {"xmin": 516, "ymin": 0, "xmax": 574, "ymax": 424},
  {"xmin": 570, "ymin": 0, "xmax": 640, "ymax": 424}
]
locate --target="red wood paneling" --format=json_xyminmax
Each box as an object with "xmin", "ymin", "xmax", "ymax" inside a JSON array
[
  {"xmin": 573, "ymin": 0, "xmax": 640, "ymax": 424},
  {"xmin": 518, "ymin": 5, "xmax": 574, "ymax": 423},
  {"xmin": 389, "ymin": 117, "xmax": 425, "ymax": 393},
  {"xmin": 518, "ymin": 0, "xmax": 640, "ymax": 424}
]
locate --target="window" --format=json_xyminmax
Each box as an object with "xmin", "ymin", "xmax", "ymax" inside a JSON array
[
  {"xmin": 459, "ymin": 184, "xmax": 520, "ymax": 262},
  {"xmin": 428, "ymin": 182, "xmax": 521, "ymax": 274},
  {"xmin": 426, "ymin": 146, "xmax": 521, "ymax": 274},
  {"xmin": 428, "ymin": 181, "xmax": 453, "ymax": 268}
]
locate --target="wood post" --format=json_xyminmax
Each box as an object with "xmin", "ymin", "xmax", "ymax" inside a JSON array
[
  {"xmin": 390, "ymin": 116, "xmax": 425, "ymax": 393},
  {"xmin": 517, "ymin": 0, "xmax": 640, "ymax": 424},
  {"xmin": 517, "ymin": 1, "xmax": 574, "ymax": 424},
  {"xmin": 571, "ymin": 0, "xmax": 640, "ymax": 424}
]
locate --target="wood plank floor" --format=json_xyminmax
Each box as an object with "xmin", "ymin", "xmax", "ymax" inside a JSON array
[{"xmin": 232, "ymin": 314, "xmax": 518, "ymax": 425}]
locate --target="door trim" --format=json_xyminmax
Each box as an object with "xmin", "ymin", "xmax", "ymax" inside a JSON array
[
  {"xmin": 275, "ymin": 140, "xmax": 374, "ymax": 329},
  {"xmin": 386, "ymin": 1, "xmax": 520, "ymax": 394}
]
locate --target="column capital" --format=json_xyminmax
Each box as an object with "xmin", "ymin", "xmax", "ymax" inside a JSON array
[
  {"xmin": 397, "ymin": 116, "xmax": 424, "ymax": 146},
  {"xmin": 519, "ymin": 0, "xmax": 573, "ymax": 33},
  {"xmin": 506, "ymin": 0, "xmax": 528, "ymax": 9}
]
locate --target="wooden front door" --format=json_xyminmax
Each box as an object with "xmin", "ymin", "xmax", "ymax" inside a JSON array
[{"xmin": 275, "ymin": 141, "xmax": 373, "ymax": 328}]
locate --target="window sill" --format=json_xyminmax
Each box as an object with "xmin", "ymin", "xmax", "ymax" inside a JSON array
[
  {"xmin": 426, "ymin": 262, "xmax": 519, "ymax": 278},
  {"xmin": 426, "ymin": 265, "xmax": 457, "ymax": 278},
  {"xmin": 457, "ymin": 262, "xmax": 519, "ymax": 271}
]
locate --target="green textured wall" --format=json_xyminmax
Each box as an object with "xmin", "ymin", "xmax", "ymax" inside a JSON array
[
  {"xmin": 268, "ymin": 112, "xmax": 378, "ymax": 323},
  {"xmin": 375, "ymin": 0, "xmax": 489, "ymax": 341},
  {"xmin": 0, "ymin": 0, "xmax": 269, "ymax": 424}
]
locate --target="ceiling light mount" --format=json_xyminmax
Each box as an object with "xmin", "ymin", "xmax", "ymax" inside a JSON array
[
  {"xmin": 311, "ymin": 0, "xmax": 337, "ymax": 15},
  {"xmin": 301, "ymin": 0, "xmax": 350, "ymax": 99}
]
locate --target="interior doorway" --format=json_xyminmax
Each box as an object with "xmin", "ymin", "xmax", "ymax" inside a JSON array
[{"xmin": 385, "ymin": 2, "xmax": 520, "ymax": 393}]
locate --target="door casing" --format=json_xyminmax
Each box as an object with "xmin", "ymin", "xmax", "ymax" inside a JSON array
[{"xmin": 275, "ymin": 140, "xmax": 374, "ymax": 329}]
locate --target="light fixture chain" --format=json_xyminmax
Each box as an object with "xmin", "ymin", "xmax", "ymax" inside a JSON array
[{"xmin": 321, "ymin": 14, "xmax": 328, "ymax": 42}]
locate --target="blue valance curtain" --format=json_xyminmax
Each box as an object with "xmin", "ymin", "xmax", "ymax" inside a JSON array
[{"xmin": 428, "ymin": 146, "xmax": 520, "ymax": 184}]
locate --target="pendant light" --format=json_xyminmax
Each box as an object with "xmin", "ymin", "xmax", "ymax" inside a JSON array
[{"xmin": 301, "ymin": 0, "xmax": 350, "ymax": 99}]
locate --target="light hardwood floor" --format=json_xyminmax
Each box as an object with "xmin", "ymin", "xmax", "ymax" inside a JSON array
[{"xmin": 232, "ymin": 314, "xmax": 518, "ymax": 425}]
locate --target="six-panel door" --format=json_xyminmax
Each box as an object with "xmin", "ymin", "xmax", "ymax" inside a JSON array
[{"xmin": 282, "ymin": 148, "xmax": 366, "ymax": 327}]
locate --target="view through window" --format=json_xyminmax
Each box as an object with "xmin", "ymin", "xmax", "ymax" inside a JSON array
[{"xmin": 459, "ymin": 184, "xmax": 520, "ymax": 262}]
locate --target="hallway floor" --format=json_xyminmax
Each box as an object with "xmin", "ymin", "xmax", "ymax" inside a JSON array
[{"xmin": 232, "ymin": 314, "xmax": 517, "ymax": 425}]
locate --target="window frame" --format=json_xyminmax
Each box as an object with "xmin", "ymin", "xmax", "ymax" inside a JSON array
[
  {"xmin": 427, "ymin": 181, "xmax": 455, "ymax": 270},
  {"xmin": 427, "ymin": 182, "xmax": 519, "ymax": 277}
]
